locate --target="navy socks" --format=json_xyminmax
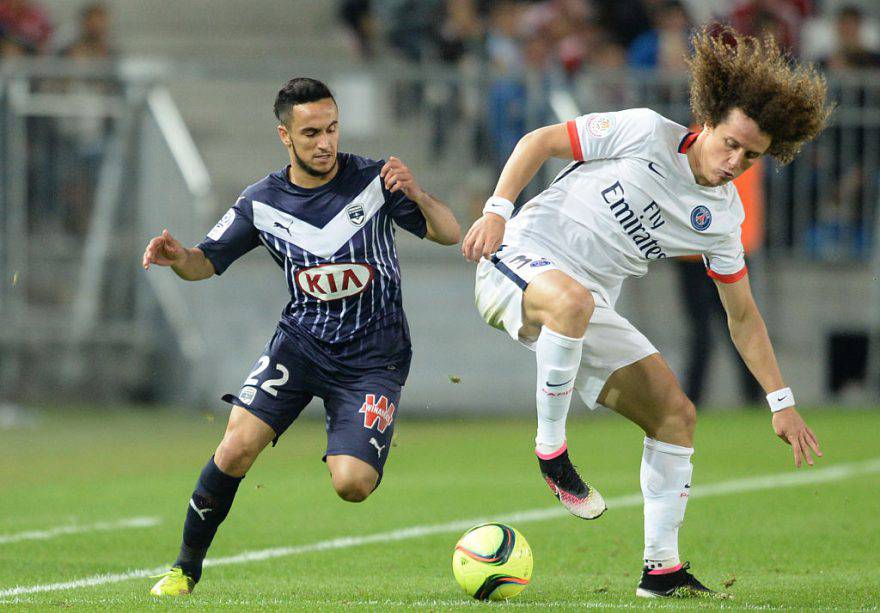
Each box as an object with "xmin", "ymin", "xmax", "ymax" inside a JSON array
[{"xmin": 174, "ymin": 456, "xmax": 243, "ymax": 582}]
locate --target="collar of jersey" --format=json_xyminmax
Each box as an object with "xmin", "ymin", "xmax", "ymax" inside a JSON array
[{"xmin": 275, "ymin": 153, "xmax": 348, "ymax": 196}]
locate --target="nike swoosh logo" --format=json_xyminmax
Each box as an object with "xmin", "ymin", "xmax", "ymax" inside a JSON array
[
  {"xmin": 648, "ymin": 161, "xmax": 665, "ymax": 178},
  {"xmin": 776, "ymin": 396, "xmax": 787, "ymax": 402},
  {"xmin": 546, "ymin": 378, "xmax": 574, "ymax": 388}
]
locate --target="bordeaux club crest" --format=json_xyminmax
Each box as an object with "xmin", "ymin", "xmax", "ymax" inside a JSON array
[{"xmin": 346, "ymin": 203, "xmax": 365, "ymax": 227}]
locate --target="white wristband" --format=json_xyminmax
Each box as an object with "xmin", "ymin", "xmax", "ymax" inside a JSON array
[
  {"xmin": 767, "ymin": 387, "xmax": 795, "ymax": 412},
  {"xmin": 483, "ymin": 196, "xmax": 515, "ymax": 221}
]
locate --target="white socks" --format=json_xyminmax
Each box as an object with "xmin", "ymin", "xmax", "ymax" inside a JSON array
[
  {"xmin": 534, "ymin": 327, "xmax": 583, "ymax": 457},
  {"xmin": 641, "ymin": 436, "xmax": 693, "ymax": 572}
]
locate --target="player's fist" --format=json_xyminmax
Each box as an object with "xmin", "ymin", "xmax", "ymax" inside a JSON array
[
  {"xmin": 143, "ymin": 229, "xmax": 187, "ymax": 270},
  {"xmin": 772, "ymin": 407, "xmax": 823, "ymax": 468},
  {"xmin": 462, "ymin": 213, "xmax": 506, "ymax": 262},
  {"xmin": 380, "ymin": 156, "xmax": 421, "ymax": 200}
]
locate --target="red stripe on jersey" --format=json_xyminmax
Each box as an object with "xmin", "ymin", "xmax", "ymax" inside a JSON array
[
  {"xmin": 567, "ymin": 120, "xmax": 584, "ymax": 161},
  {"xmin": 706, "ymin": 266, "xmax": 748, "ymax": 283},
  {"xmin": 678, "ymin": 131, "xmax": 700, "ymax": 153}
]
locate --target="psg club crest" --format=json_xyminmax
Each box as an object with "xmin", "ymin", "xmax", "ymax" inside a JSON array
[
  {"xmin": 360, "ymin": 394, "xmax": 395, "ymax": 433},
  {"xmin": 690, "ymin": 205, "xmax": 712, "ymax": 231},
  {"xmin": 346, "ymin": 203, "xmax": 366, "ymax": 227}
]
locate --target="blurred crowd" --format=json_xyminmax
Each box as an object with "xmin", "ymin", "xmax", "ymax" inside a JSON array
[
  {"xmin": 339, "ymin": 0, "xmax": 879, "ymax": 170},
  {"xmin": 1, "ymin": 0, "xmax": 118, "ymax": 237},
  {"xmin": 340, "ymin": 0, "xmax": 880, "ymax": 262},
  {"xmin": 0, "ymin": 0, "xmax": 114, "ymax": 60},
  {"xmin": 1, "ymin": 0, "xmax": 877, "ymax": 258},
  {"xmin": 339, "ymin": 0, "xmax": 878, "ymax": 403},
  {"xmin": 339, "ymin": 0, "xmax": 880, "ymax": 74}
]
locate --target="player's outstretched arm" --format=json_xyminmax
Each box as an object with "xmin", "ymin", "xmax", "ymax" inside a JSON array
[
  {"xmin": 380, "ymin": 156, "xmax": 461, "ymax": 245},
  {"xmin": 715, "ymin": 275, "xmax": 823, "ymax": 468},
  {"xmin": 462, "ymin": 123, "xmax": 572, "ymax": 262},
  {"xmin": 142, "ymin": 229, "xmax": 215, "ymax": 281}
]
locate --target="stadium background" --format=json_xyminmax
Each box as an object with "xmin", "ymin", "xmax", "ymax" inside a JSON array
[
  {"xmin": 0, "ymin": 0, "xmax": 878, "ymax": 413},
  {"xmin": 1, "ymin": 1, "xmax": 879, "ymax": 609}
]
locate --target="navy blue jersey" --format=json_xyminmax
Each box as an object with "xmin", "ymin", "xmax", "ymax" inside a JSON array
[{"xmin": 197, "ymin": 152, "xmax": 427, "ymax": 375}]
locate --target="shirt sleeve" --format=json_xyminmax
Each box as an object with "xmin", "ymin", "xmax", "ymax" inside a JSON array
[
  {"xmin": 195, "ymin": 196, "xmax": 260, "ymax": 275},
  {"xmin": 703, "ymin": 228, "xmax": 748, "ymax": 283},
  {"xmin": 383, "ymin": 184, "xmax": 427, "ymax": 238},
  {"xmin": 566, "ymin": 108, "xmax": 659, "ymax": 162}
]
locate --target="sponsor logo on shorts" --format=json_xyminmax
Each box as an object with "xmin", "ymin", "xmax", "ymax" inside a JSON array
[
  {"xmin": 690, "ymin": 205, "xmax": 712, "ymax": 231},
  {"xmin": 587, "ymin": 114, "xmax": 615, "ymax": 139},
  {"xmin": 346, "ymin": 203, "xmax": 366, "ymax": 227},
  {"xmin": 507, "ymin": 255, "xmax": 530, "ymax": 269},
  {"xmin": 369, "ymin": 437, "xmax": 386, "ymax": 458},
  {"xmin": 360, "ymin": 394, "xmax": 395, "ymax": 433},
  {"xmin": 239, "ymin": 386, "xmax": 257, "ymax": 405},
  {"xmin": 295, "ymin": 263, "xmax": 374, "ymax": 301},
  {"xmin": 508, "ymin": 254, "xmax": 550, "ymax": 270}
]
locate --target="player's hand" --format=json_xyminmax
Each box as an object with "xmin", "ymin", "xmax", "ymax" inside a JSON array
[
  {"xmin": 462, "ymin": 213, "xmax": 506, "ymax": 262},
  {"xmin": 380, "ymin": 156, "xmax": 422, "ymax": 201},
  {"xmin": 772, "ymin": 407, "xmax": 822, "ymax": 468},
  {"xmin": 143, "ymin": 229, "xmax": 188, "ymax": 270}
]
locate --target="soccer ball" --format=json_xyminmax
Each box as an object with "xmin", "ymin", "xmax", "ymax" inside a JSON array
[{"xmin": 452, "ymin": 523, "xmax": 533, "ymax": 601}]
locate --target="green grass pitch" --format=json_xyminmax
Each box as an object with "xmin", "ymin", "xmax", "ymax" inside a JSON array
[{"xmin": 1, "ymin": 406, "xmax": 878, "ymax": 610}]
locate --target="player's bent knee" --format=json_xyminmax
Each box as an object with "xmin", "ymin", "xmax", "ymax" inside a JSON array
[
  {"xmin": 535, "ymin": 283, "xmax": 594, "ymax": 336},
  {"xmin": 554, "ymin": 285, "xmax": 594, "ymax": 322},
  {"xmin": 333, "ymin": 476, "xmax": 375, "ymax": 503},
  {"xmin": 327, "ymin": 454, "xmax": 380, "ymax": 503},
  {"xmin": 215, "ymin": 433, "xmax": 262, "ymax": 475},
  {"xmin": 679, "ymin": 397, "xmax": 697, "ymax": 433},
  {"xmin": 656, "ymin": 394, "xmax": 696, "ymax": 441}
]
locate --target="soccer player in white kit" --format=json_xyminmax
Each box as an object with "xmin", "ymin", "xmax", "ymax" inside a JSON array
[{"xmin": 463, "ymin": 27, "xmax": 832, "ymax": 597}]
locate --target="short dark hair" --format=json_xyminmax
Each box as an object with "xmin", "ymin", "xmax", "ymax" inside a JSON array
[{"xmin": 273, "ymin": 77, "xmax": 335, "ymax": 125}]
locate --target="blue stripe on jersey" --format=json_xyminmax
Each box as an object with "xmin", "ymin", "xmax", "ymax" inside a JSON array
[{"xmin": 196, "ymin": 153, "xmax": 427, "ymax": 371}]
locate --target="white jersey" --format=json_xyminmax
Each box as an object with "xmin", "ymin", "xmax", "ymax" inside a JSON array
[{"xmin": 504, "ymin": 108, "xmax": 748, "ymax": 307}]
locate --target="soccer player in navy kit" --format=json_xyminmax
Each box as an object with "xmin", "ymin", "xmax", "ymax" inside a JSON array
[{"xmin": 144, "ymin": 78, "xmax": 460, "ymax": 596}]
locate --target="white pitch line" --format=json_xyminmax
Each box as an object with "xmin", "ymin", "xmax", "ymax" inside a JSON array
[
  {"xmin": 0, "ymin": 517, "xmax": 161, "ymax": 545},
  {"xmin": 1, "ymin": 458, "xmax": 878, "ymax": 599}
]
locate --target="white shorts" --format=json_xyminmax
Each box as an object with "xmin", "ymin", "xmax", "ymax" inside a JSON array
[{"xmin": 475, "ymin": 246, "xmax": 658, "ymax": 410}]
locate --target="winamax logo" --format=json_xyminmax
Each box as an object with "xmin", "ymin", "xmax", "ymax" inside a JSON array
[
  {"xmin": 360, "ymin": 394, "xmax": 396, "ymax": 433},
  {"xmin": 295, "ymin": 263, "xmax": 374, "ymax": 301}
]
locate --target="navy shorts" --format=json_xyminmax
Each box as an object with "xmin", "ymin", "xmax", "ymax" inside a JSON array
[{"xmin": 222, "ymin": 328, "xmax": 403, "ymax": 476}]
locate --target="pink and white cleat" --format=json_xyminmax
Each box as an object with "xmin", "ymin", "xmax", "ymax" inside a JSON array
[{"xmin": 537, "ymin": 444, "xmax": 606, "ymax": 520}]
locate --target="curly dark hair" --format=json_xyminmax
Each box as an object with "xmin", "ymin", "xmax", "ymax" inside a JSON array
[{"xmin": 687, "ymin": 25, "xmax": 833, "ymax": 164}]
